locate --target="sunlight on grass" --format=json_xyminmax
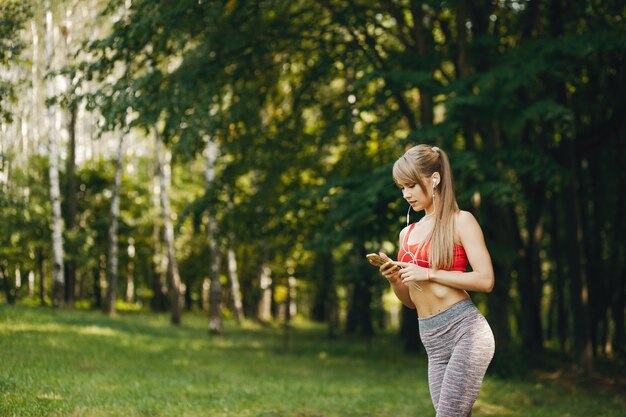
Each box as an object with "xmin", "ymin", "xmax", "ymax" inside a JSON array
[
  {"xmin": 473, "ymin": 399, "xmax": 514, "ymax": 415},
  {"xmin": 76, "ymin": 325, "xmax": 120, "ymax": 337},
  {"xmin": 37, "ymin": 392, "xmax": 64, "ymax": 401},
  {"xmin": 1, "ymin": 304, "xmax": 625, "ymax": 417},
  {"xmin": 0, "ymin": 321, "xmax": 68, "ymax": 334},
  {"xmin": 0, "ymin": 321, "xmax": 122, "ymax": 338}
]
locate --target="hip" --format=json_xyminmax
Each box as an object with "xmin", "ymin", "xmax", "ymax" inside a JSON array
[{"xmin": 418, "ymin": 298, "xmax": 495, "ymax": 354}]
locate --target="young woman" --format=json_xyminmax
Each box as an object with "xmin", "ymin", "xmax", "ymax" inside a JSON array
[{"xmin": 378, "ymin": 144, "xmax": 495, "ymax": 417}]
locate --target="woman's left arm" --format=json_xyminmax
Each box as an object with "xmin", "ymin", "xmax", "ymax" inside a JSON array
[
  {"xmin": 394, "ymin": 211, "xmax": 494, "ymax": 293},
  {"xmin": 430, "ymin": 211, "xmax": 494, "ymax": 293}
]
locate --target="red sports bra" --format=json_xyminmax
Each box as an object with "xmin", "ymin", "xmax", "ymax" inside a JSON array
[{"xmin": 397, "ymin": 222, "xmax": 468, "ymax": 272}]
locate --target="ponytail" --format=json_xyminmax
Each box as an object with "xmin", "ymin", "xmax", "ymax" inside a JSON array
[{"xmin": 429, "ymin": 146, "xmax": 459, "ymax": 270}]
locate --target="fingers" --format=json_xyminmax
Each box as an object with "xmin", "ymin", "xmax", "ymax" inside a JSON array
[
  {"xmin": 398, "ymin": 269, "xmax": 410, "ymax": 281},
  {"xmin": 378, "ymin": 258, "xmax": 425, "ymax": 289},
  {"xmin": 400, "ymin": 275, "xmax": 423, "ymax": 292},
  {"xmin": 381, "ymin": 261, "xmax": 399, "ymax": 271},
  {"xmin": 367, "ymin": 259, "xmax": 381, "ymax": 267},
  {"xmin": 398, "ymin": 268, "xmax": 413, "ymax": 283},
  {"xmin": 397, "ymin": 266, "xmax": 418, "ymax": 281},
  {"xmin": 380, "ymin": 263, "xmax": 399, "ymax": 278},
  {"xmin": 379, "ymin": 262, "xmax": 399, "ymax": 282}
]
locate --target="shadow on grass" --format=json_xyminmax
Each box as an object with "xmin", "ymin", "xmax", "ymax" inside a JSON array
[{"xmin": 0, "ymin": 303, "xmax": 418, "ymax": 364}]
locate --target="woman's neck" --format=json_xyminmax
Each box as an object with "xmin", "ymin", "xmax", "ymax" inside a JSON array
[{"xmin": 420, "ymin": 209, "xmax": 434, "ymax": 223}]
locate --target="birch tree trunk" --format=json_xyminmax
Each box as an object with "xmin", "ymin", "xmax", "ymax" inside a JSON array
[
  {"xmin": 200, "ymin": 278, "xmax": 209, "ymax": 311},
  {"xmin": 223, "ymin": 187, "xmax": 244, "ymax": 322},
  {"xmin": 205, "ymin": 140, "xmax": 222, "ymax": 334},
  {"xmin": 27, "ymin": 270, "xmax": 34, "ymax": 297},
  {"xmin": 125, "ymin": 238, "xmax": 135, "ymax": 303},
  {"xmin": 151, "ymin": 170, "xmax": 167, "ymax": 312},
  {"xmin": 155, "ymin": 126, "xmax": 182, "ymax": 325},
  {"xmin": 227, "ymin": 242, "xmax": 245, "ymax": 323},
  {"xmin": 104, "ymin": 132, "xmax": 124, "ymax": 315},
  {"xmin": 44, "ymin": 0, "xmax": 65, "ymax": 307},
  {"xmin": 288, "ymin": 275, "xmax": 297, "ymax": 319},
  {"xmin": 258, "ymin": 265, "xmax": 272, "ymax": 321},
  {"xmin": 257, "ymin": 244, "xmax": 272, "ymax": 322},
  {"xmin": 30, "ymin": 19, "xmax": 42, "ymax": 158},
  {"xmin": 62, "ymin": 8, "xmax": 77, "ymax": 306}
]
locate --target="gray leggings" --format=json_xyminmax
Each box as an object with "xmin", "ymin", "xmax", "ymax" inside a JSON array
[{"xmin": 419, "ymin": 299, "xmax": 495, "ymax": 417}]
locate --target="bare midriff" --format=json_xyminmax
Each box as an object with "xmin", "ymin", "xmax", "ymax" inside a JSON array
[
  {"xmin": 397, "ymin": 222, "xmax": 471, "ymax": 318},
  {"xmin": 409, "ymin": 283, "xmax": 470, "ymax": 318}
]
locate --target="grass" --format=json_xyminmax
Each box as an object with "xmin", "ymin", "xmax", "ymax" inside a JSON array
[{"xmin": 0, "ymin": 304, "xmax": 624, "ymax": 417}]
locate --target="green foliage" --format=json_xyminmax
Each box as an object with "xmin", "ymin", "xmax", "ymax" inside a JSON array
[
  {"xmin": 2, "ymin": 0, "xmax": 626, "ymax": 372},
  {"xmin": 0, "ymin": 154, "xmax": 51, "ymax": 303},
  {"xmin": 0, "ymin": 0, "xmax": 32, "ymax": 122},
  {"xmin": 56, "ymin": 0, "xmax": 622, "ymax": 350}
]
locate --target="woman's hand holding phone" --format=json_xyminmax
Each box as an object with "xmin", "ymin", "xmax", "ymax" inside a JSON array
[
  {"xmin": 367, "ymin": 252, "xmax": 400, "ymax": 283},
  {"xmin": 366, "ymin": 253, "xmax": 424, "ymax": 291}
]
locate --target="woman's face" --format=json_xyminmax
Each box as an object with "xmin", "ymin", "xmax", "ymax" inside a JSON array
[{"xmin": 399, "ymin": 178, "xmax": 432, "ymax": 212}]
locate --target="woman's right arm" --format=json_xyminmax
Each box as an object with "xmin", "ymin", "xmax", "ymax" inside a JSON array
[{"xmin": 379, "ymin": 229, "xmax": 415, "ymax": 309}]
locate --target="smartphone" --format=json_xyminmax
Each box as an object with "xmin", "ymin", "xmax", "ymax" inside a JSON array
[
  {"xmin": 367, "ymin": 253, "xmax": 422, "ymax": 291},
  {"xmin": 366, "ymin": 253, "xmax": 399, "ymax": 270}
]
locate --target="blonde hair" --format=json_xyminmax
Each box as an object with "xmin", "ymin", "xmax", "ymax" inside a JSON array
[{"xmin": 392, "ymin": 144, "xmax": 459, "ymax": 270}]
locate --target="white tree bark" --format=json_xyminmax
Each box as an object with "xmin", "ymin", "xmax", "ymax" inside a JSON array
[
  {"xmin": 288, "ymin": 275, "xmax": 297, "ymax": 319},
  {"xmin": 224, "ymin": 187, "xmax": 245, "ymax": 323},
  {"xmin": 30, "ymin": 19, "xmax": 41, "ymax": 154},
  {"xmin": 201, "ymin": 278, "xmax": 210, "ymax": 311},
  {"xmin": 104, "ymin": 131, "xmax": 124, "ymax": 315},
  {"xmin": 155, "ymin": 126, "xmax": 182, "ymax": 324},
  {"xmin": 257, "ymin": 258, "xmax": 272, "ymax": 322},
  {"xmin": 44, "ymin": 0, "xmax": 65, "ymax": 307},
  {"xmin": 27, "ymin": 271, "xmax": 35, "ymax": 297},
  {"xmin": 205, "ymin": 140, "xmax": 222, "ymax": 334},
  {"xmin": 125, "ymin": 238, "xmax": 135, "ymax": 303},
  {"xmin": 227, "ymin": 242, "xmax": 245, "ymax": 323}
]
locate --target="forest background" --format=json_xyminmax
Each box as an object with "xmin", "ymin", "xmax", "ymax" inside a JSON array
[{"xmin": 1, "ymin": 0, "xmax": 625, "ymax": 380}]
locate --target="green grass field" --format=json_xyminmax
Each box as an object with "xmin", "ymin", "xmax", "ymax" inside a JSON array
[{"xmin": 1, "ymin": 304, "xmax": 624, "ymax": 417}]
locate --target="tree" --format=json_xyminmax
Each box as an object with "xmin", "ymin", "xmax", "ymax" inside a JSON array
[
  {"xmin": 43, "ymin": 0, "xmax": 66, "ymax": 307},
  {"xmin": 104, "ymin": 129, "xmax": 125, "ymax": 315},
  {"xmin": 4, "ymin": 0, "xmax": 620, "ymax": 374},
  {"xmin": 205, "ymin": 139, "xmax": 223, "ymax": 333}
]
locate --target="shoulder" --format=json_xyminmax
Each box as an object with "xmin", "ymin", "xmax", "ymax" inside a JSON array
[
  {"xmin": 398, "ymin": 224, "xmax": 411, "ymax": 241},
  {"xmin": 455, "ymin": 210, "xmax": 485, "ymax": 243},
  {"xmin": 455, "ymin": 210, "xmax": 478, "ymax": 229}
]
